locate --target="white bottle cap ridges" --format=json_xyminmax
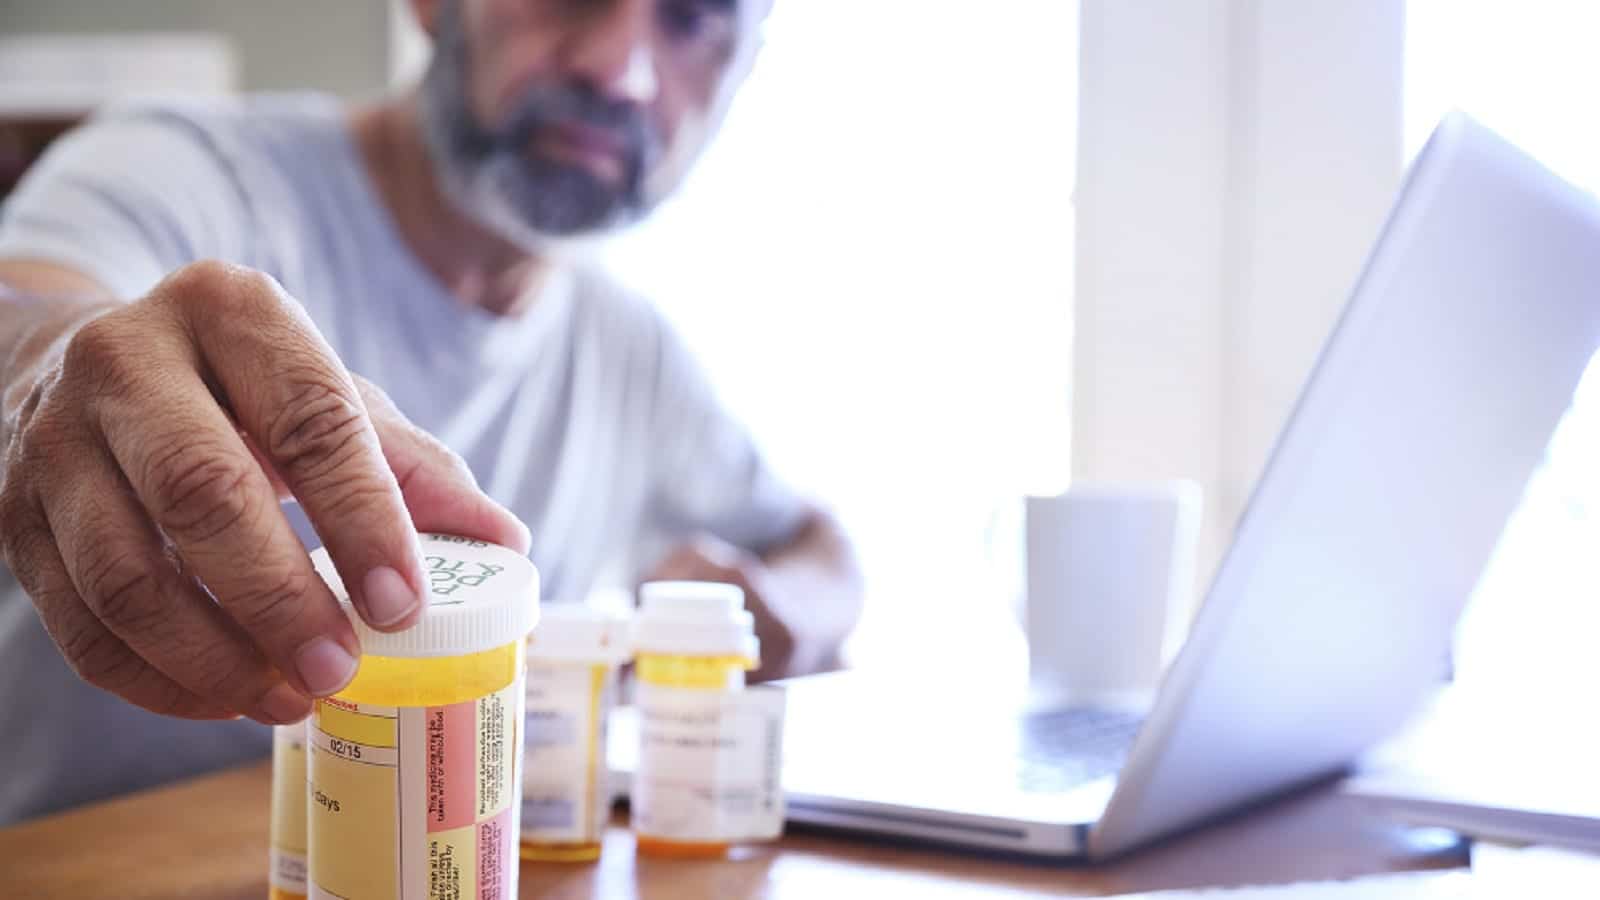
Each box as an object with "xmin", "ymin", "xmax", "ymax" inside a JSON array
[
  {"xmin": 527, "ymin": 603, "xmax": 631, "ymax": 664},
  {"xmin": 632, "ymin": 580, "xmax": 759, "ymax": 660},
  {"xmin": 310, "ymin": 533, "xmax": 540, "ymax": 658}
]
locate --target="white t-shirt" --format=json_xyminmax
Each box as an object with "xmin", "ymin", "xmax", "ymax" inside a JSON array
[{"xmin": 0, "ymin": 95, "xmax": 804, "ymax": 823}]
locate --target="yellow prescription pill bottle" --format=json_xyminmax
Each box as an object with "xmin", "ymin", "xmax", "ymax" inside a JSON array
[
  {"xmin": 630, "ymin": 581, "xmax": 760, "ymax": 859},
  {"xmin": 305, "ymin": 534, "xmax": 539, "ymax": 900},
  {"xmin": 518, "ymin": 604, "xmax": 630, "ymax": 863},
  {"xmin": 268, "ymin": 722, "xmax": 308, "ymax": 900}
]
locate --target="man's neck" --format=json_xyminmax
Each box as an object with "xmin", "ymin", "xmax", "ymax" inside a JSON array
[{"xmin": 350, "ymin": 98, "xmax": 550, "ymax": 318}]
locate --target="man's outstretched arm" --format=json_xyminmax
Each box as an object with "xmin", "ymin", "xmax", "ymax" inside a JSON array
[{"xmin": 0, "ymin": 258, "xmax": 529, "ymax": 724}]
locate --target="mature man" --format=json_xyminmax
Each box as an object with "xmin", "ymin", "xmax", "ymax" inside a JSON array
[{"xmin": 0, "ymin": 0, "xmax": 861, "ymax": 824}]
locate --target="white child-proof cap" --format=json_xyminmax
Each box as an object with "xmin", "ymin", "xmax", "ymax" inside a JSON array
[
  {"xmin": 632, "ymin": 580, "xmax": 759, "ymax": 660},
  {"xmin": 310, "ymin": 533, "xmax": 540, "ymax": 658},
  {"xmin": 527, "ymin": 603, "xmax": 631, "ymax": 664}
]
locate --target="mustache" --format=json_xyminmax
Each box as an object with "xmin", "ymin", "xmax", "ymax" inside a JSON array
[{"xmin": 468, "ymin": 83, "xmax": 660, "ymax": 169}]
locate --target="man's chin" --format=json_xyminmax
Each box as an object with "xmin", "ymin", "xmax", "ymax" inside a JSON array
[
  {"xmin": 470, "ymin": 189, "xmax": 636, "ymax": 251},
  {"xmin": 470, "ymin": 159, "xmax": 624, "ymax": 236}
]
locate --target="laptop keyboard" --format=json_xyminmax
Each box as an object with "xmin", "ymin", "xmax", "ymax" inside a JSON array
[{"xmin": 1015, "ymin": 707, "xmax": 1143, "ymax": 794}]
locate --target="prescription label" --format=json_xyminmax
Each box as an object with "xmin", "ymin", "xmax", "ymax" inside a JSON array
[
  {"xmin": 633, "ymin": 685, "xmax": 786, "ymax": 842},
  {"xmin": 270, "ymin": 723, "xmax": 309, "ymax": 898},
  {"xmin": 308, "ymin": 680, "xmax": 524, "ymax": 900},
  {"xmin": 521, "ymin": 662, "xmax": 612, "ymax": 843}
]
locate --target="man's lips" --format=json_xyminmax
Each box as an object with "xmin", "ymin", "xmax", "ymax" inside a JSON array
[
  {"xmin": 549, "ymin": 120, "xmax": 627, "ymax": 156},
  {"xmin": 526, "ymin": 121, "xmax": 629, "ymax": 181}
]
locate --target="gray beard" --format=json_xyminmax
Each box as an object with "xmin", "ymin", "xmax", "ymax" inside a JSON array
[{"xmin": 414, "ymin": 1, "xmax": 660, "ymax": 242}]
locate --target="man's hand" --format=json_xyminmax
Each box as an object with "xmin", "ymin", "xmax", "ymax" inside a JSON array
[
  {"xmin": 0, "ymin": 260, "xmax": 529, "ymax": 725},
  {"xmin": 646, "ymin": 512, "xmax": 863, "ymax": 681},
  {"xmin": 648, "ymin": 535, "xmax": 795, "ymax": 681}
]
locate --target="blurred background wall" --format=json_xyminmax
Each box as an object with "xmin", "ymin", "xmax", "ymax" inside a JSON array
[
  {"xmin": 0, "ymin": 0, "xmax": 430, "ymax": 197},
  {"xmin": 0, "ymin": 0, "xmax": 397, "ymax": 98}
]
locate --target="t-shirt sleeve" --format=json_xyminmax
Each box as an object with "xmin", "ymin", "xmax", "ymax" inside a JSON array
[
  {"xmin": 0, "ymin": 105, "xmax": 249, "ymax": 299},
  {"xmin": 643, "ymin": 314, "xmax": 809, "ymax": 555}
]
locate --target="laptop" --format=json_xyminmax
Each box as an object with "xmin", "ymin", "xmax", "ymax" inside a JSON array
[{"xmin": 611, "ymin": 113, "xmax": 1600, "ymax": 859}]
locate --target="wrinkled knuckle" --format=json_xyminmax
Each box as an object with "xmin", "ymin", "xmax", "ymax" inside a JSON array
[
  {"xmin": 228, "ymin": 267, "xmax": 286, "ymax": 314},
  {"xmin": 164, "ymin": 260, "xmax": 288, "ymax": 321},
  {"xmin": 165, "ymin": 259, "xmax": 255, "ymax": 304},
  {"xmin": 0, "ymin": 513, "xmax": 49, "ymax": 589},
  {"xmin": 163, "ymin": 259, "xmax": 236, "ymax": 298},
  {"xmin": 182, "ymin": 639, "xmax": 259, "ymax": 697},
  {"xmin": 9, "ymin": 402, "xmax": 77, "ymax": 476},
  {"xmin": 78, "ymin": 547, "xmax": 164, "ymax": 634},
  {"xmin": 146, "ymin": 444, "xmax": 258, "ymax": 543},
  {"xmin": 227, "ymin": 565, "xmax": 314, "ymax": 638},
  {"xmin": 60, "ymin": 315, "xmax": 120, "ymax": 369},
  {"xmin": 60, "ymin": 314, "xmax": 140, "ymax": 395},
  {"xmin": 320, "ymin": 480, "xmax": 398, "ymax": 527},
  {"xmin": 3, "ymin": 364, "xmax": 51, "ymax": 440},
  {"xmin": 59, "ymin": 622, "xmax": 139, "ymax": 691},
  {"xmin": 0, "ymin": 484, "xmax": 26, "ymax": 544},
  {"xmin": 267, "ymin": 381, "xmax": 370, "ymax": 483}
]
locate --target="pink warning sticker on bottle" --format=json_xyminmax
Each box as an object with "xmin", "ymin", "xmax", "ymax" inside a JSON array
[
  {"xmin": 308, "ymin": 680, "xmax": 524, "ymax": 900},
  {"xmin": 427, "ymin": 702, "xmax": 477, "ymax": 832}
]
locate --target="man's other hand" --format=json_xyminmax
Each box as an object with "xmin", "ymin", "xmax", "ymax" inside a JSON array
[{"xmin": 646, "ymin": 534, "xmax": 797, "ymax": 681}]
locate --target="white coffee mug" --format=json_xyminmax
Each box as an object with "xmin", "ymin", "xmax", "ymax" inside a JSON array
[{"xmin": 1025, "ymin": 481, "xmax": 1202, "ymax": 708}]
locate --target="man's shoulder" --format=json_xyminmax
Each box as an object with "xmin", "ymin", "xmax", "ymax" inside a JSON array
[
  {"xmin": 75, "ymin": 92, "xmax": 347, "ymax": 178},
  {"xmin": 109, "ymin": 91, "xmax": 340, "ymax": 142},
  {"xmin": 1, "ymin": 93, "xmax": 353, "ymax": 297}
]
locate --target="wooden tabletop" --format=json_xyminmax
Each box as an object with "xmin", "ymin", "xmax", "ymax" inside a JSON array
[{"xmin": 1, "ymin": 761, "xmax": 1467, "ymax": 899}]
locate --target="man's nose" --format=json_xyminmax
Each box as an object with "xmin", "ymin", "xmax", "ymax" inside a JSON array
[{"xmin": 563, "ymin": 0, "xmax": 660, "ymax": 106}]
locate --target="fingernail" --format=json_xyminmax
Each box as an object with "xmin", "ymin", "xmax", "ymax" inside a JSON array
[
  {"xmin": 259, "ymin": 681, "xmax": 312, "ymax": 724},
  {"xmin": 295, "ymin": 637, "xmax": 359, "ymax": 697},
  {"xmin": 362, "ymin": 565, "xmax": 421, "ymax": 627}
]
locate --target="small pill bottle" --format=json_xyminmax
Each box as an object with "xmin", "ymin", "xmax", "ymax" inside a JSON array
[
  {"xmin": 519, "ymin": 603, "xmax": 630, "ymax": 862},
  {"xmin": 267, "ymin": 721, "xmax": 308, "ymax": 900},
  {"xmin": 630, "ymin": 580, "xmax": 759, "ymax": 859},
  {"xmin": 305, "ymin": 534, "xmax": 539, "ymax": 900}
]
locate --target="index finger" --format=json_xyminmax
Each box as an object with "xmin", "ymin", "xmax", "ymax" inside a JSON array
[
  {"xmin": 171, "ymin": 264, "xmax": 429, "ymax": 633},
  {"xmin": 94, "ymin": 343, "xmax": 364, "ymax": 700}
]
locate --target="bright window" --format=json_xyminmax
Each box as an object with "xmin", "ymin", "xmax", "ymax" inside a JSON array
[
  {"xmin": 603, "ymin": 2, "xmax": 1078, "ymax": 671},
  {"xmin": 1407, "ymin": 0, "xmax": 1600, "ymax": 697}
]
